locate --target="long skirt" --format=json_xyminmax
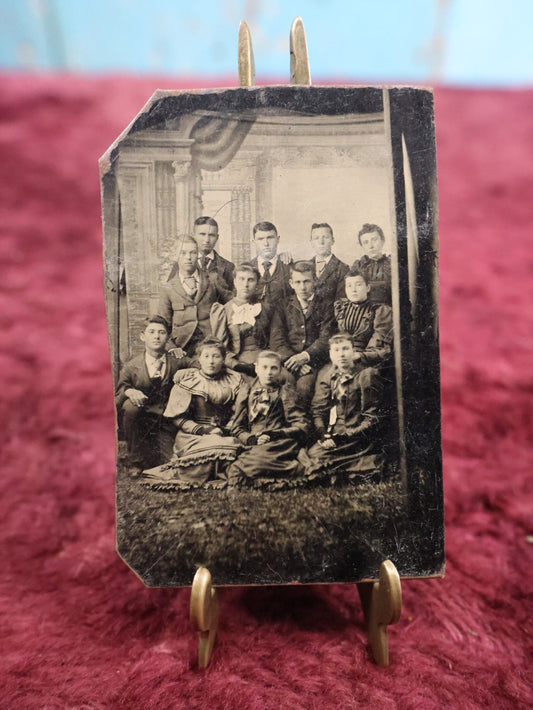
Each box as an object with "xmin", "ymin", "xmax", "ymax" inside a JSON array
[
  {"xmin": 144, "ymin": 431, "xmax": 243, "ymax": 484},
  {"xmin": 226, "ymin": 438, "xmax": 303, "ymax": 484},
  {"xmin": 301, "ymin": 435, "xmax": 384, "ymax": 480}
]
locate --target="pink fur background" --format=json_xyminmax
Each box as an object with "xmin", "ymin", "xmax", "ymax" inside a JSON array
[{"xmin": 1, "ymin": 75, "xmax": 532, "ymax": 708}]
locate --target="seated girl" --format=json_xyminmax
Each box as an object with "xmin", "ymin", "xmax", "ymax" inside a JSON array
[
  {"xmin": 334, "ymin": 269, "xmax": 393, "ymax": 370},
  {"xmin": 143, "ymin": 338, "xmax": 245, "ymax": 484},
  {"xmin": 210, "ymin": 263, "xmax": 270, "ymax": 377},
  {"xmin": 225, "ymin": 351, "xmax": 310, "ymax": 485}
]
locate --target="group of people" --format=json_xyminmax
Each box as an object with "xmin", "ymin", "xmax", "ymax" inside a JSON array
[{"xmin": 115, "ymin": 216, "xmax": 395, "ymax": 486}]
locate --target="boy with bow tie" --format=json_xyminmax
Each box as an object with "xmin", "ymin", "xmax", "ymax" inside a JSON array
[{"xmin": 225, "ymin": 351, "xmax": 310, "ymax": 484}]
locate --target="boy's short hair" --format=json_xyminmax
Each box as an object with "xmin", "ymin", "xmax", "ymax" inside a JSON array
[
  {"xmin": 311, "ymin": 222, "xmax": 333, "ymax": 236},
  {"xmin": 194, "ymin": 216, "xmax": 219, "ymax": 230},
  {"xmin": 290, "ymin": 260, "xmax": 316, "ymax": 277},
  {"xmin": 345, "ymin": 268, "xmax": 369, "ymax": 285},
  {"xmin": 144, "ymin": 315, "xmax": 171, "ymax": 334},
  {"xmin": 235, "ymin": 262, "xmax": 260, "ymax": 281},
  {"xmin": 195, "ymin": 337, "xmax": 227, "ymax": 359},
  {"xmin": 329, "ymin": 332, "xmax": 354, "ymax": 347},
  {"xmin": 256, "ymin": 350, "xmax": 282, "ymax": 365},
  {"xmin": 357, "ymin": 223, "xmax": 385, "ymax": 246},
  {"xmin": 253, "ymin": 221, "xmax": 278, "ymax": 236}
]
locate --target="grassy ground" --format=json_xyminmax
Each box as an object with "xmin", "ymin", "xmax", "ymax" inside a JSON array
[{"xmin": 116, "ymin": 444, "xmax": 422, "ymax": 587}]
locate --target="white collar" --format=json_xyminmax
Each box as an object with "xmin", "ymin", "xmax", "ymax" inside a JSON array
[
  {"xmin": 200, "ymin": 251, "xmax": 215, "ymax": 261},
  {"xmin": 260, "ymin": 254, "xmax": 279, "ymax": 269},
  {"xmin": 145, "ymin": 352, "xmax": 166, "ymax": 365},
  {"xmin": 315, "ymin": 253, "xmax": 332, "ymax": 265}
]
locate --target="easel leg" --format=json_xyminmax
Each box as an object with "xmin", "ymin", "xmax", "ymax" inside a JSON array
[
  {"xmin": 190, "ymin": 567, "xmax": 219, "ymax": 669},
  {"xmin": 357, "ymin": 559, "xmax": 402, "ymax": 666}
]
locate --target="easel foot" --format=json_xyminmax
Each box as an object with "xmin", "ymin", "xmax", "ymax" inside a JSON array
[
  {"xmin": 190, "ymin": 567, "xmax": 219, "ymax": 669},
  {"xmin": 357, "ymin": 560, "xmax": 402, "ymax": 666}
]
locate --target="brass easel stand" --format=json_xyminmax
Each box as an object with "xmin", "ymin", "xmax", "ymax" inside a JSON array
[
  {"xmin": 190, "ymin": 559, "xmax": 402, "ymax": 669},
  {"xmin": 189, "ymin": 17, "xmax": 403, "ymax": 669}
]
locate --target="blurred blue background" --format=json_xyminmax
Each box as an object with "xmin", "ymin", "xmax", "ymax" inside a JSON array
[{"xmin": 1, "ymin": 0, "xmax": 531, "ymax": 85}]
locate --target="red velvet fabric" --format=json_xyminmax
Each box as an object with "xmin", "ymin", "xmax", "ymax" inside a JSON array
[{"xmin": 1, "ymin": 74, "xmax": 532, "ymax": 709}]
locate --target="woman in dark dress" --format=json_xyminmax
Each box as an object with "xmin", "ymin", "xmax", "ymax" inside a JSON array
[
  {"xmin": 143, "ymin": 338, "xmax": 245, "ymax": 484},
  {"xmin": 334, "ymin": 269, "xmax": 393, "ymax": 370}
]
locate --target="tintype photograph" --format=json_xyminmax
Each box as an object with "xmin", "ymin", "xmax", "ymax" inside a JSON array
[{"xmin": 100, "ymin": 85, "xmax": 444, "ymax": 587}]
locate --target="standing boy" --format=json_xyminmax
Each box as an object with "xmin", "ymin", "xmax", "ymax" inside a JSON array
[
  {"xmin": 115, "ymin": 316, "xmax": 193, "ymax": 472},
  {"xmin": 309, "ymin": 222, "xmax": 349, "ymax": 305},
  {"xmin": 250, "ymin": 221, "xmax": 293, "ymax": 331},
  {"xmin": 226, "ymin": 351, "xmax": 310, "ymax": 484}
]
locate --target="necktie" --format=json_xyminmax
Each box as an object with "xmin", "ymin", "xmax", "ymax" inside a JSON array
[
  {"xmin": 316, "ymin": 259, "xmax": 326, "ymax": 277},
  {"xmin": 262, "ymin": 260, "xmax": 272, "ymax": 279},
  {"xmin": 200, "ymin": 255, "xmax": 208, "ymax": 270},
  {"xmin": 153, "ymin": 358, "xmax": 164, "ymax": 379},
  {"xmin": 183, "ymin": 276, "xmax": 197, "ymax": 298}
]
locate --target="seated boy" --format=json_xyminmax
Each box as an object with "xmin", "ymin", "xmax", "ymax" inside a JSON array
[
  {"xmin": 303, "ymin": 333, "xmax": 385, "ymax": 480},
  {"xmin": 115, "ymin": 316, "xmax": 194, "ymax": 473},
  {"xmin": 225, "ymin": 351, "xmax": 310, "ymax": 484},
  {"xmin": 269, "ymin": 261, "xmax": 337, "ymax": 405}
]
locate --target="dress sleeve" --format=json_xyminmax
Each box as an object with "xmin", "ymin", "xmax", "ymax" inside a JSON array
[
  {"xmin": 265, "ymin": 387, "xmax": 310, "ymax": 444},
  {"xmin": 210, "ymin": 302, "xmax": 230, "ymax": 347},
  {"xmin": 226, "ymin": 383, "xmax": 252, "ymax": 443},
  {"xmin": 360, "ymin": 305, "xmax": 393, "ymax": 366},
  {"xmin": 311, "ymin": 365, "xmax": 333, "ymax": 437},
  {"xmin": 163, "ymin": 381, "xmax": 193, "ymax": 418}
]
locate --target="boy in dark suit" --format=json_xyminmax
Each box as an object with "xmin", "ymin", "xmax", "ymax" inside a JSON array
[
  {"xmin": 115, "ymin": 316, "xmax": 193, "ymax": 472},
  {"xmin": 226, "ymin": 351, "xmax": 310, "ymax": 484},
  {"xmin": 157, "ymin": 235, "xmax": 232, "ymax": 357},
  {"xmin": 309, "ymin": 222, "xmax": 349, "ymax": 305},
  {"xmin": 269, "ymin": 261, "xmax": 337, "ymax": 404},
  {"xmin": 194, "ymin": 216, "xmax": 235, "ymax": 290},
  {"xmin": 250, "ymin": 221, "xmax": 293, "ymax": 333}
]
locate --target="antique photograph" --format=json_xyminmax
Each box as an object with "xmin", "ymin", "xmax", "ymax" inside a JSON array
[{"xmin": 100, "ymin": 85, "xmax": 444, "ymax": 587}]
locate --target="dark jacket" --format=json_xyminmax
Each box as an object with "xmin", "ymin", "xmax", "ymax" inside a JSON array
[
  {"xmin": 114, "ymin": 352, "xmax": 193, "ymax": 411},
  {"xmin": 312, "ymin": 254, "xmax": 349, "ymax": 304},
  {"xmin": 228, "ymin": 379, "xmax": 310, "ymax": 445},
  {"xmin": 205, "ymin": 251, "xmax": 235, "ymax": 290},
  {"xmin": 157, "ymin": 270, "xmax": 231, "ymax": 351},
  {"xmin": 269, "ymin": 294, "xmax": 337, "ymax": 367},
  {"xmin": 311, "ymin": 364, "xmax": 382, "ymax": 439},
  {"xmin": 251, "ymin": 257, "xmax": 293, "ymax": 306}
]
